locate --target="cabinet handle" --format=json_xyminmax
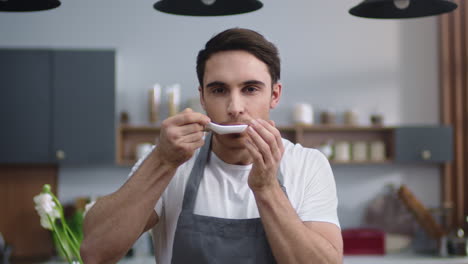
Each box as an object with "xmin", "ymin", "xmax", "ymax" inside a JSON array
[
  {"xmin": 421, "ymin": 150, "xmax": 431, "ymax": 160},
  {"xmin": 56, "ymin": 150, "xmax": 66, "ymax": 160}
]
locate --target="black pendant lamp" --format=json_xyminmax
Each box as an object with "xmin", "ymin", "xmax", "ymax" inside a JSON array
[
  {"xmin": 154, "ymin": 0, "xmax": 263, "ymax": 16},
  {"xmin": 0, "ymin": 0, "xmax": 61, "ymax": 12},
  {"xmin": 349, "ymin": 0, "xmax": 457, "ymax": 19}
]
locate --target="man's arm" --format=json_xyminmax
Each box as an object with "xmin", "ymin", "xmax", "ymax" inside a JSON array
[
  {"xmin": 80, "ymin": 153, "xmax": 176, "ymax": 264},
  {"xmin": 254, "ymin": 184, "xmax": 343, "ymax": 264},
  {"xmin": 80, "ymin": 108, "xmax": 210, "ymax": 264},
  {"xmin": 245, "ymin": 119, "xmax": 343, "ymax": 264}
]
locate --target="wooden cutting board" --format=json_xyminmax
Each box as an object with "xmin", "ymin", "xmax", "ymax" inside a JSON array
[{"xmin": 397, "ymin": 185, "xmax": 446, "ymax": 240}]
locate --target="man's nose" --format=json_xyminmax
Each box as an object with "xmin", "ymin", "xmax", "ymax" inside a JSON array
[{"xmin": 227, "ymin": 93, "xmax": 244, "ymax": 118}]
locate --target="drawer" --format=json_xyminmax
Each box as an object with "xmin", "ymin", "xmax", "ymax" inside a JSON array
[{"xmin": 394, "ymin": 126, "xmax": 453, "ymax": 163}]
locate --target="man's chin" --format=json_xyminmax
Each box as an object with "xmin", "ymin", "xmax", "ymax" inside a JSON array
[
  {"xmin": 214, "ymin": 133, "xmax": 248, "ymax": 147},
  {"xmin": 227, "ymin": 132, "xmax": 245, "ymax": 138}
]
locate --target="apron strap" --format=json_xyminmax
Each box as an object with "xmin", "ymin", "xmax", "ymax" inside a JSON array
[{"xmin": 181, "ymin": 132, "xmax": 213, "ymax": 212}]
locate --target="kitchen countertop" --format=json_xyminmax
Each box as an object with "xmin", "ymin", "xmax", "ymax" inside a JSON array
[
  {"xmin": 344, "ymin": 253, "xmax": 468, "ymax": 264},
  {"xmin": 37, "ymin": 257, "xmax": 155, "ymax": 264},
  {"xmin": 37, "ymin": 254, "xmax": 468, "ymax": 264}
]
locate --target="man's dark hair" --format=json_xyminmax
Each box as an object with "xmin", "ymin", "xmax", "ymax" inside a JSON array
[{"xmin": 196, "ymin": 28, "xmax": 281, "ymax": 88}]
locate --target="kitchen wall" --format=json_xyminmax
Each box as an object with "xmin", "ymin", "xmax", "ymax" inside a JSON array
[{"xmin": 0, "ymin": 0, "xmax": 441, "ymax": 228}]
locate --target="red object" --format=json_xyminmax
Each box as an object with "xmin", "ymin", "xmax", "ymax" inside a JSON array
[{"xmin": 342, "ymin": 228, "xmax": 385, "ymax": 255}]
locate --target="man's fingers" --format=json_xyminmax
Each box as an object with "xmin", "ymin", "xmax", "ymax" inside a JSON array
[
  {"xmin": 249, "ymin": 119, "xmax": 282, "ymax": 162},
  {"xmin": 178, "ymin": 123, "xmax": 205, "ymax": 136},
  {"xmin": 167, "ymin": 108, "xmax": 211, "ymax": 127},
  {"xmin": 171, "ymin": 134, "xmax": 204, "ymax": 152},
  {"xmin": 183, "ymin": 138, "xmax": 205, "ymax": 151},
  {"xmin": 247, "ymin": 125, "xmax": 273, "ymax": 165},
  {"xmin": 180, "ymin": 131, "xmax": 205, "ymax": 144},
  {"xmin": 161, "ymin": 108, "xmax": 210, "ymax": 142},
  {"xmin": 155, "ymin": 108, "xmax": 209, "ymax": 167},
  {"xmin": 245, "ymin": 138, "xmax": 263, "ymax": 165},
  {"xmin": 260, "ymin": 119, "xmax": 284, "ymax": 158}
]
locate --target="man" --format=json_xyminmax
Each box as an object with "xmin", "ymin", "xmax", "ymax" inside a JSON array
[{"xmin": 81, "ymin": 28, "xmax": 343, "ymax": 264}]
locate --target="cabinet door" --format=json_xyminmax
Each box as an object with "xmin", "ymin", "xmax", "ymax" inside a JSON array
[
  {"xmin": 0, "ymin": 50, "xmax": 52, "ymax": 163},
  {"xmin": 52, "ymin": 50, "xmax": 115, "ymax": 165},
  {"xmin": 394, "ymin": 126, "xmax": 453, "ymax": 163}
]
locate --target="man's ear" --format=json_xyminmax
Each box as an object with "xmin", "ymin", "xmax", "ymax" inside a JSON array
[
  {"xmin": 270, "ymin": 82, "xmax": 282, "ymax": 109},
  {"xmin": 198, "ymin": 86, "xmax": 206, "ymax": 111}
]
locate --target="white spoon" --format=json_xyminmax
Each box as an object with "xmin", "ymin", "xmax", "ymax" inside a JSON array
[{"xmin": 206, "ymin": 122, "xmax": 248, "ymax": 135}]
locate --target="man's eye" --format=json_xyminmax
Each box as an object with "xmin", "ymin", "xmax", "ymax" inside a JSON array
[
  {"xmin": 245, "ymin": 86, "xmax": 258, "ymax": 93},
  {"xmin": 212, "ymin": 88, "xmax": 225, "ymax": 94}
]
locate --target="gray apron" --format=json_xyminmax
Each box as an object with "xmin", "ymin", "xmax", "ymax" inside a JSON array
[{"xmin": 171, "ymin": 133, "xmax": 287, "ymax": 264}]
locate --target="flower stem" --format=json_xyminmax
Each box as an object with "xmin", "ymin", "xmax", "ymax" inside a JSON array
[
  {"xmin": 64, "ymin": 225, "xmax": 83, "ymax": 264},
  {"xmin": 45, "ymin": 187, "xmax": 83, "ymax": 264},
  {"xmin": 49, "ymin": 215, "xmax": 73, "ymax": 264}
]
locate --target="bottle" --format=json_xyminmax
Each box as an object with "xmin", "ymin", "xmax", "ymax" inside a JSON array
[
  {"xmin": 334, "ymin": 141, "xmax": 350, "ymax": 162},
  {"xmin": 320, "ymin": 109, "xmax": 336, "ymax": 125},
  {"xmin": 352, "ymin": 141, "xmax": 368, "ymax": 162},
  {"xmin": 447, "ymin": 216, "xmax": 467, "ymax": 256},
  {"xmin": 166, "ymin": 84, "xmax": 180, "ymax": 117},
  {"xmin": 149, "ymin": 84, "xmax": 161, "ymax": 124},
  {"xmin": 293, "ymin": 103, "xmax": 313, "ymax": 126},
  {"xmin": 344, "ymin": 109, "xmax": 358, "ymax": 126}
]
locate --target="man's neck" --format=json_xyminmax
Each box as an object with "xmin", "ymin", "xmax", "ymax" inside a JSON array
[{"xmin": 211, "ymin": 135, "xmax": 253, "ymax": 165}]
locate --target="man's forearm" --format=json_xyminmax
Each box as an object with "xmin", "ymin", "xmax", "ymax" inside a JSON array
[
  {"xmin": 81, "ymin": 153, "xmax": 177, "ymax": 264},
  {"xmin": 254, "ymin": 183, "xmax": 342, "ymax": 264}
]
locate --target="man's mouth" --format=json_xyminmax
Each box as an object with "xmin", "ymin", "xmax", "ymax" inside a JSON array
[{"xmin": 220, "ymin": 120, "xmax": 250, "ymax": 126}]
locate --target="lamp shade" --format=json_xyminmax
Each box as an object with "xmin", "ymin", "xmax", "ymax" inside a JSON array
[
  {"xmin": 0, "ymin": 0, "xmax": 61, "ymax": 11},
  {"xmin": 349, "ymin": 0, "xmax": 457, "ymax": 19},
  {"xmin": 154, "ymin": 0, "xmax": 263, "ymax": 16}
]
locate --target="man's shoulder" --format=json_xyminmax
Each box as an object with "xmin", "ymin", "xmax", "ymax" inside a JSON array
[
  {"xmin": 281, "ymin": 138, "xmax": 323, "ymax": 158},
  {"xmin": 281, "ymin": 138, "xmax": 330, "ymax": 169}
]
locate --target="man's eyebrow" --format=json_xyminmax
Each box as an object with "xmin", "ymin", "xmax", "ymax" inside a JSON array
[
  {"xmin": 242, "ymin": 80, "xmax": 266, "ymax": 87},
  {"xmin": 206, "ymin": 81, "xmax": 227, "ymax": 88},
  {"xmin": 205, "ymin": 80, "xmax": 266, "ymax": 88}
]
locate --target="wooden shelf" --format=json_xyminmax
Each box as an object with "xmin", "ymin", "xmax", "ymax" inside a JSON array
[
  {"xmin": 119, "ymin": 124, "xmax": 162, "ymax": 132},
  {"xmin": 295, "ymin": 124, "xmax": 394, "ymax": 132},
  {"xmin": 330, "ymin": 160, "xmax": 393, "ymax": 165},
  {"xmin": 116, "ymin": 125, "xmax": 161, "ymax": 165},
  {"xmin": 116, "ymin": 124, "xmax": 395, "ymax": 166}
]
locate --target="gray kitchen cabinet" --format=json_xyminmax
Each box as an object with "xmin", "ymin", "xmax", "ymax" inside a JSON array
[
  {"xmin": 394, "ymin": 126, "xmax": 453, "ymax": 163},
  {"xmin": 0, "ymin": 49, "xmax": 115, "ymax": 165},
  {"xmin": 52, "ymin": 50, "xmax": 115, "ymax": 165},
  {"xmin": 0, "ymin": 50, "xmax": 53, "ymax": 163}
]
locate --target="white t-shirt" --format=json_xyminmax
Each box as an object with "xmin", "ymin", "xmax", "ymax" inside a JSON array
[{"xmin": 128, "ymin": 138, "xmax": 340, "ymax": 264}]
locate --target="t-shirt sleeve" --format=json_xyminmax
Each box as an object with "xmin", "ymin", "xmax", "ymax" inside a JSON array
[
  {"xmin": 298, "ymin": 149, "xmax": 340, "ymax": 228},
  {"xmin": 127, "ymin": 145, "xmax": 164, "ymax": 217}
]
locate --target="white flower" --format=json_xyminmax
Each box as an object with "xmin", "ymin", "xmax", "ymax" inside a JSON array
[
  {"xmin": 84, "ymin": 200, "xmax": 96, "ymax": 217},
  {"xmin": 39, "ymin": 215, "xmax": 53, "ymax": 230},
  {"xmin": 33, "ymin": 193, "xmax": 60, "ymax": 230}
]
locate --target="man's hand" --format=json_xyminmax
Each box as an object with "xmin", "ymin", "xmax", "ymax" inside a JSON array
[
  {"xmin": 153, "ymin": 108, "xmax": 211, "ymax": 168},
  {"xmin": 245, "ymin": 119, "xmax": 284, "ymax": 192}
]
